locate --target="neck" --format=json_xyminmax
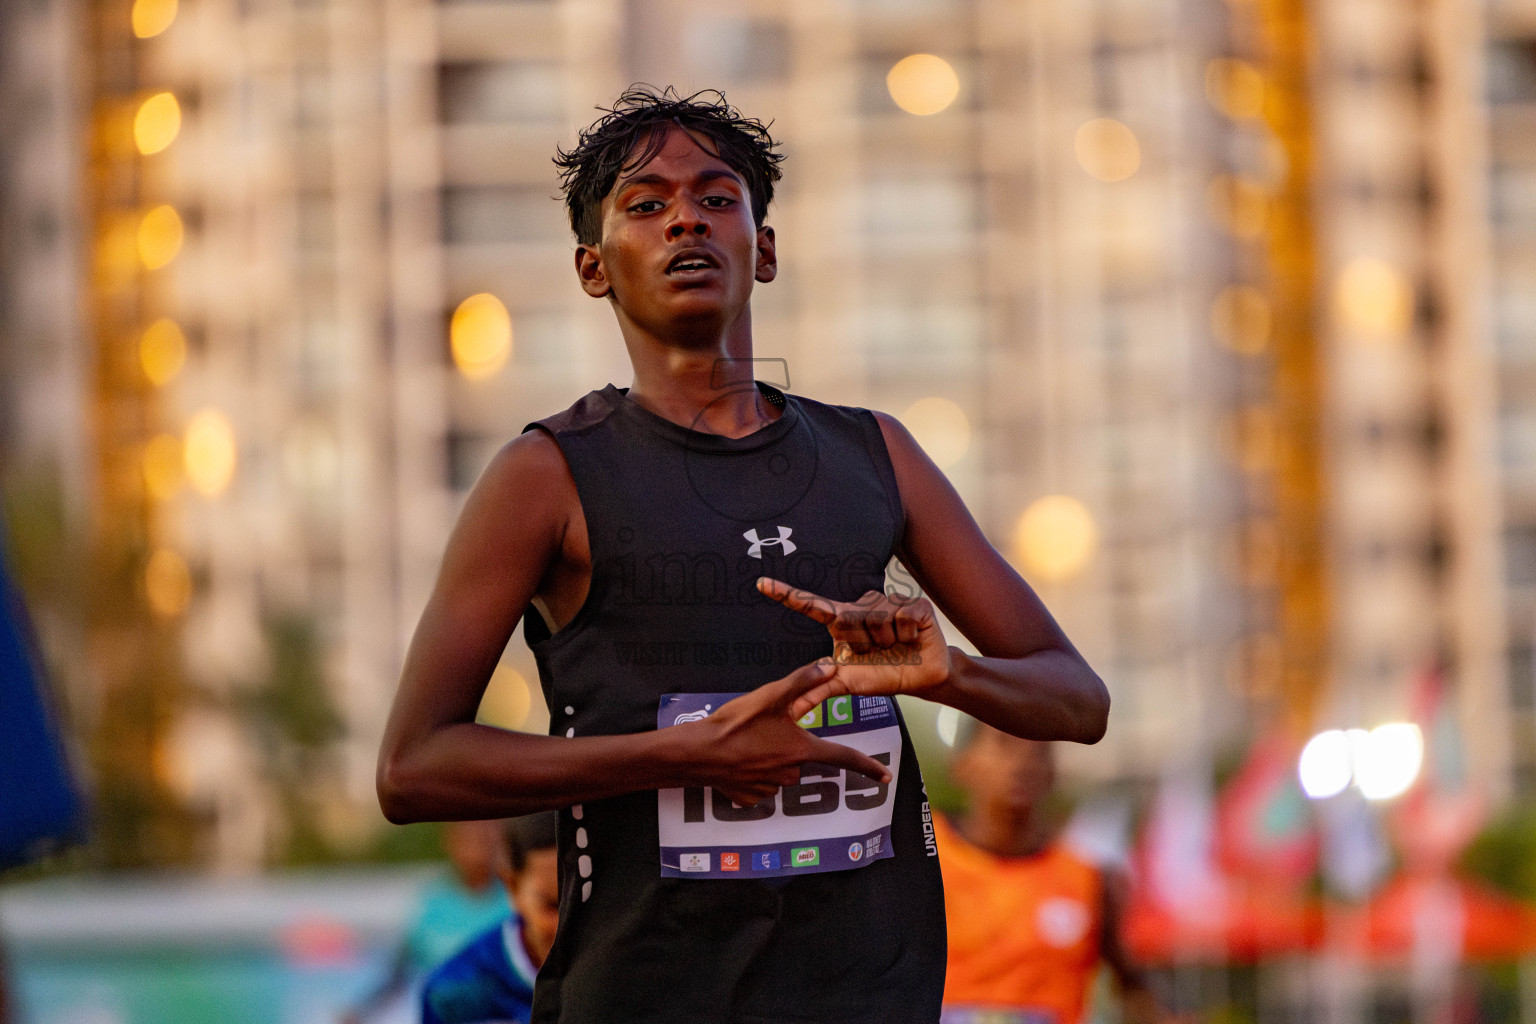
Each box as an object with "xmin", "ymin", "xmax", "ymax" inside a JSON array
[
  {"xmin": 959, "ymin": 805, "xmax": 1049, "ymax": 858},
  {"xmin": 617, "ymin": 305, "xmax": 773, "ymax": 437}
]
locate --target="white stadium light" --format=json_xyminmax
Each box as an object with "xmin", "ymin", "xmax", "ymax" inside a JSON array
[
  {"xmin": 1298, "ymin": 729, "xmax": 1352, "ymax": 799},
  {"xmin": 1354, "ymin": 723, "xmax": 1423, "ymax": 801}
]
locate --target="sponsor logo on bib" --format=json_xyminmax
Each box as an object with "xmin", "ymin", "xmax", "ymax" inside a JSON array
[
  {"xmin": 848, "ymin": 841, "xmax": 864, "ymax": 862},
  {"xmin": 720, "ymin": 852, "xmax": 740, "ymax": 871},
  {"xmin": 791, "ymin": 846, "xmax": 820, "ymax": 867},
  {"xmin": 752, "ymin": 850, "xmax": 781, "ymax": 871},
  {"xmin": 679, "ymin": 852, "xmax": 711, "ymax": 873}
]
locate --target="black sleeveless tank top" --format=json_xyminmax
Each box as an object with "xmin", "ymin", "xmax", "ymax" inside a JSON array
[{"xmin": 520, "ymin": 381, "xmax": 946, "ymax": 1024}]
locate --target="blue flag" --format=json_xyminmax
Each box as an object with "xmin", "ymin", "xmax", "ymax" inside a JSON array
[{"xmin": 0, "ymin": 540, "xmax": 87, "ymax": 867}]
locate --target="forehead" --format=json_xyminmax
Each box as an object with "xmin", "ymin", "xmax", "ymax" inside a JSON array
[{"xmin": 609, "ymin": 126, "xmax": 742, "ymax": 193}]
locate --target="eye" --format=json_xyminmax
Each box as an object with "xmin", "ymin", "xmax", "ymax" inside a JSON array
[
  {"xmin": 702, "ymin": 195, "xmax": 736, "ymax": 208},
  {"xmin": 628, "ymin": 199, "xmax": 664, "ymax": 214}
]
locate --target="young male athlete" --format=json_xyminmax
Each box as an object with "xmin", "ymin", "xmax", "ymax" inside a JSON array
[
  {"xmin": 937, "ymin": 726, "xmax": 1169, "ymax": 1024},
  {"xmin": 377, "ymin": 87, "xmax": 1111, "ymax": 1024}
]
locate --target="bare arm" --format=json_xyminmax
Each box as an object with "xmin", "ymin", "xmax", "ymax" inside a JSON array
[
  {"xmin": 876, "ymin": 412, "xmax": 1108, "ymax": 742},
  {"xmin": 755, "ymin": 415, "xmax": 1107, "ymax": 743},
  {"xmin": 1101, "ymin": 868, "xmax": 1173, "ymax": 1024},
  {"xmin": 376, "ymin": 431, "xmax": 888, "ymax": 824}
]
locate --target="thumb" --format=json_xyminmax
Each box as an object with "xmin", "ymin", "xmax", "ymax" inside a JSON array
[{"xmin": 804, "ymin": 736, "xmax": 892, "ymax": 785}]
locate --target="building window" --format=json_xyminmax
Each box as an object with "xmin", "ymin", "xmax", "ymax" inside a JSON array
[
  {"xmin": 442, "ymin": 186, "xmax": 567, "ymax": 245},
  {"xmin": 438, "ymin": 62, "xmax": 563, "ymax": 125}
]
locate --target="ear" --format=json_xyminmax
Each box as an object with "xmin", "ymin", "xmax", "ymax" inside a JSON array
[
  {"xmin": 575, "ymin": 243, "xmax": 610, "ymax": 298},
  {"xmin": 754, "ymin": 225, "xmax": 778, "ymax": 284}
]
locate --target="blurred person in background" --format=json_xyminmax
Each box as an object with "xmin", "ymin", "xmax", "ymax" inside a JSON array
[
  {"xmin": 420, "ymin": 812, "xmax": 559, "ymax": 1024},
  {"xmin": 937, "ymin": 723, "xmax": 1170, "ymax": 1024},
  {"xmin": 342, "ymin": 819, "xmax": 512, "ymax": 1024}
]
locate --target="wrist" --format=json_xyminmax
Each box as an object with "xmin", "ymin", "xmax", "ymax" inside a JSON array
[
  {"xmin": 642, "ymin": 719, "xmax": 712, "ymax": 790},
  {"xmin": 927, "ymin": 645, "xmax": 971, "ymax": 707}
]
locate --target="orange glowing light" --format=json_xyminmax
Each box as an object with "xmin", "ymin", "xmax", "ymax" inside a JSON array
[
  {"xmin": 450, "ymin": 293, "xmax": 513, "ymax": 380},
  {"xmin": 137, "ymin": 205, "xmax": 184, "ymax": 269},
  {"xmin": 886, "ymin": 55, "xmax": 961, "ymax": 116}
]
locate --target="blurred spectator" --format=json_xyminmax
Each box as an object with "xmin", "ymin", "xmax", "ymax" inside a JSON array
[
  {"xmin": 420, "ymin": 812, "xmax": 558, "ymax": 1024},
  {"xmin": 937, "ymin": 724, "xmax": 1171, "ymax": 1024},
  {"xmin": 342, "ymin": 819, "xmax": 513, "ymax": 1024}
]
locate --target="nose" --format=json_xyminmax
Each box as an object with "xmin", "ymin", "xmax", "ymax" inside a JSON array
[{"xmin": 667, "ymin": 202, "xmax": 710, "ymax": 239}]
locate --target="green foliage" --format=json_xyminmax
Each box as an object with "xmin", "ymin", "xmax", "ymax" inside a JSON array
[
  {"xmin": 1459, "ymin": 802, "xmax": 1536, "ymax": 900},
  {"xmin": 234, "ymin": 611, "xmax": 348, "ymax": 867},
  {"xmin": 366, "ymin": 821, "xmax": 449, "ymax": 864},
  {"xmin": 245, "ymin": 614, "xmax": 344, "ymax": 751}
]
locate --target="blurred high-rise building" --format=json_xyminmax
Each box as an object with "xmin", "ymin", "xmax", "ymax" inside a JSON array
[
  {"xmin": 1, "ymin": 0, "xmax": 1526, "ymax": 871},
  {"xmin": 1487, "ymin": 0, "xmax": 1536, "ymax": 795}
]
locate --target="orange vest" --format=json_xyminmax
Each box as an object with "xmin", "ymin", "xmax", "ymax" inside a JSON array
[{"xmin": 936, "ymin": 812, "xmax": 1104, "ymax": 1024}]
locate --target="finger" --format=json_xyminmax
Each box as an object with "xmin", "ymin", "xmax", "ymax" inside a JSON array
[
  {"xmin": 766, "ymin": 657, "xmax": 838, "ymax": 709},
  {"xmin": 832, "ymin": 605, "xmax": 881, "ymax": 654},
  {"xmin": 865, "ymin": 607, "xmax": 897, "ymax": 648},
  {"xmin": 804, "ymin": 736, "xmax": 892, "ymax": 785},
  {"xmin": 893, "ymin": 604, "xmax": 923, "ymax": 645},
  {"xmin": 788, "ymin": 673, "xmax": 855, "ymax": 721},
  {"xmin": 756, "ymin": 577, "xmax": 840, "ymax": 625},
  {"xmin": 719, "ymin": 784, "xmax": 779, "ymax": 807}
]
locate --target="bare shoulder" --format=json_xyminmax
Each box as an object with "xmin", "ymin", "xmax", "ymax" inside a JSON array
[
  {"xmin": 868, "ymin": 408, "xmax": 935, "ymax": 487},
  {"xmin": 479, "ymin": 427, "xmax": 575, "ymax": 496},
  {"xmin": 444, "ymin": 428, "xmax": 579, "ymax": 571},
  {"xmin": 870, "ymin": 408, "xmax": 918, "ymax": 455}
]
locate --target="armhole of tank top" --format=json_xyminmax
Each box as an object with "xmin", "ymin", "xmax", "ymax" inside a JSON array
[
  {"xmin": 851, "ymin": 408, "xmax": 908, "ymax": 551},
  {"xmin": 518, "ymin": 422, "xmax": 606, "ymax": 652}
]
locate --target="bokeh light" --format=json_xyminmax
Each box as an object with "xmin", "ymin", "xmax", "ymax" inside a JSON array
[
  {"xmin": 477, "ymin": 666, "xmax": 532, "ymax": 731},
  {"xmin": 133, "ymin": 92, "xmax": 181, "ymax": 155},
  {"xmin": 137, "ymin": 205, "xmax": 184, "ymax": 270},
  {"xmin": 1298, "ymin": 729, "xmax": 1352, "ymax": 799},
  {"xmin": 886, "ymin": 54, "xmax": 961, "ymax": 116},
  {"xmin": 131, "ymin": 0, "xmax": 178, "ymax": 38},
  {"xmin": 1335, "ymin": 257, "xmax": 1413, "ymax": 339},
  {"xmin": 142, "ymin": 433, "xmax": 184, "ymax": 501},
  {"xmin": 145, "ymin": 548, "xmax": 192, "ymax": 618},
  {"xmin": 1299, "ymin": 724, "xmax": 1424, "ymax": 800},
  {"xmin": 902, "ymin": 396, "xmax": 971, "ymax": 469},
  {"xmin": 184, "ymin": 409, "xmax": 237, "ymax": 497},
  {"xmin": 1355, "ymin": 723, "xmax": 1424, "ymax": 801},
  {"xmin": 1014, "ymin": 495, "xmax": 1098, "ymax": 583},
  {"xmin": 1074, "ymin": 119, "xmax": 1140, "ymax": 182},
  {"xmin": 1210, "ymin": 285, "xmax": 1271, "ymax": 355},
  {"xmin": 936, "ymin": 706, "xmax": 961, "ymax": 747},
  {"xmin": 139, "ymin": 318, "xmax": 187, "ymax": 385},
  {"xmin": 450, "ymin": 293, "xmax": 513, "ymax": 380},
  {"xmin": 1206, "ymin": 175, "xmax": 1268, "ymax": 238},
  {"xmin": 1228, "ymin": 405, "xmax": 1277, "ymax": 475},
  {"xmin": 1204, "ymin": 58, "xmax": 1265, "ymax": 120}
]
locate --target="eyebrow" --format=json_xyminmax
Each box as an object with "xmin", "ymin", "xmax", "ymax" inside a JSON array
[{"xmin": 615, "ymin": 168, "xmax": 746, "ymax": 193}]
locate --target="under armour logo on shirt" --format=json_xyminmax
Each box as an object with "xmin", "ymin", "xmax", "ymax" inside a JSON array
[{"xmin": 743, "ymin": 526, "xmax": 796, "ymax": 559}]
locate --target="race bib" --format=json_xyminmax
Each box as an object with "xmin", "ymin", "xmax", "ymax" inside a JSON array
[{"xmin": 656, "ymin": 692, "xmax": 901, "ymax": 879}]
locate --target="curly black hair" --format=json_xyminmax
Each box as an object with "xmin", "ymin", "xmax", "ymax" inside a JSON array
[{"xmin": 554, "ymin": 85, "xmax": 785, "ymax": 246}]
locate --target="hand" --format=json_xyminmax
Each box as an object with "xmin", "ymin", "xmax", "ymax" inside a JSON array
[
  {"xmin": 673, "ymin": 659, "xmax": 892, "ymax": 806},
  {"xmin": 756, "ymin": 579, "xmax": 952, "ymax": 719}
]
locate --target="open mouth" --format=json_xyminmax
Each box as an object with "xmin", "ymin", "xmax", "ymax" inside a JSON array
[{"xmin": 666, "ymin": 251, "xmax": 720, "ymax": 275}]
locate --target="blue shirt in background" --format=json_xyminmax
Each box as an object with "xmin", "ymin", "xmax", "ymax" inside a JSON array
[{"xmin": 420, "ymin": 916, "xmax": 537, "ymax": 1024}]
